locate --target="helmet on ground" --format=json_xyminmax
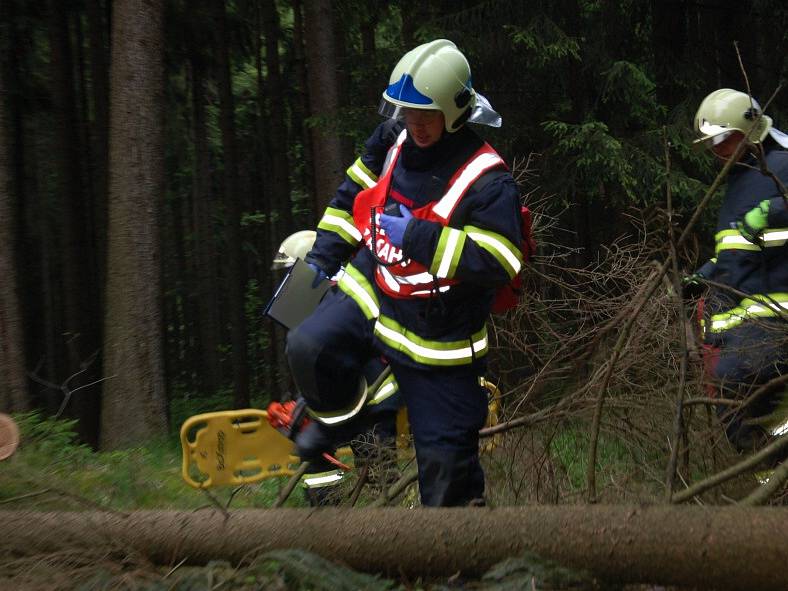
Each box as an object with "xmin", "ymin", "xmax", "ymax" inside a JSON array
[
  {"xmin": 379, "ymin": 39, "xmax": 476, "ymax": 133},
  {"xmin": 271, "ymin": 230, "xmax": 316, "ymax": 270},
  {"xmin": 694, "ymin": 88, "xmax": 773, "ymax": 146}
]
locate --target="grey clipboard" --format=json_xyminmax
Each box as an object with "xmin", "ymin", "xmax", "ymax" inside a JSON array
[{"xmin": 264, "ymin": 258, "xmax": 330, "ymax": 330}]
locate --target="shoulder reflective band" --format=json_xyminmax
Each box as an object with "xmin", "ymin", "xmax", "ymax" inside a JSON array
[
  {"xmin": 317, "ymin": 206, "xmax": 363, "ymax": 246},
  {"xmin": 432, "ymin": 152, "xmax": 503, "ymax": 219},
  {"xmin": 381, "ymin": 130, "xmax": 408, "ymax": 177},
  {"xmin": 347, "ymin": 157, "xmax": 378, "ymax": 189},
  {"xmin": 709, "ymin": 293, "xmax": 788, "ymax": 333},
  {"xmin": 338, "ymin": 263, "xmax": 380, "ymax": 320},
  {"xmin": 367, "ymin": 373, "xmax": 398, "ymax": 405},
  {"xmin": 374, "ymin": 316, "xmax": 488, "ymax": 366},
  {"xmin": 302, "ymin": 469, "xmax": 345, "ymax": 489},
  {"xmin": 715, "ymin": 228, "xmax": 788, "ymax": 254},
  {"xmin": 464, "ymin": 225, "xmax": 523, "ymax": 279}
]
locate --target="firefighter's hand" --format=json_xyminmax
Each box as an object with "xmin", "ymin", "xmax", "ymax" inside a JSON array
[
  {"xmin": 307, "ymin": 262, "xmax": 329, "ymax": 288},
  {"xmin": 379, "ymin": 205, "xmax": 413, "ymax": 248},
  {"xmin": 736, "ymin": 200, "xmax": 769, "ymax": 244},
  {"xmin": 681, "ymin": 272, "xmax": 706, "ymax": 299}
]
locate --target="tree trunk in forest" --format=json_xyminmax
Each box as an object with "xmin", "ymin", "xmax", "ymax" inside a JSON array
[
  {"xmin": 0, "ymin": 44, "xmax": 30, "ymax": 412},
  {"xmin": 289, "ymin": 0, "xmax": 315, "ymax": 225},
  {"xmin": 359, "ymin": 10, "xmax": 379, "ymax": 107},
  {"xmin": 303, "ymin": 0, "xmax": 345, "ymax": 214},
  {"xmin": 260, "ymin": 0, "xmax": 293, "ymax": 235},
  {"xmin": 7, "ymin": 0, "xmax": 60, "ymax": 409},
  {"xmin": 86, "ymin": 0, "xmax": 110, "ymax": 289},
  {"xmin": 651, "ymin": 0, "xmax": 687, "ymax": 108},
  {"xmin": 101, "ymin": 0, "xmax": 168, "ymax": 448},
  {"xmin": 3, "ymin": 506, "xmax": 788, "ymax": 590},
  {"xmin": 561, "ymin": 0, "xmax": 591, "ymax": 269},
  {"xmin": 189, "ymin": 47, "xmax": 222, "ymax": 396},
  {"xmin": 213, "ymin": 0, "xmax": 250, "ymax": 409},
  {"xmin": 253, "ymin": 2, "xmax": 283, "ymax": 402},
  {"xmin": 712, "ymin": 0, "xmax": 758, "ymax": 90},
  {"xmin": 399, "ymin": 1, "xmax": 418, "ymax": 49},
  {"xmin": 47, "ymin": 0, "xmax": 102, "ymax": 445}
]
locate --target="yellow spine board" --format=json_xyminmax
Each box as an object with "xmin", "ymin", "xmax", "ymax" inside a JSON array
[{"xmin": 180, "ymin": 409, "xmax": 300, "ymax": 488}]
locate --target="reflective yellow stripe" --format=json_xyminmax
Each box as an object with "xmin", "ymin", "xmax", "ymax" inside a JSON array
[
  {"xmin": 368, "ymin": 373, "xmax": 398, "ymax": 405},
  {"xmin": 374, "ymin": 316, "xmax": 488, "ymax": 366},
  {"xmin": 307, "ymin": 381, "xmax": 368, "ymax": 425},
  {"xmin": 771, "ymin": 419, "xmax": 788, "ymax": 437},
  {"xmin": 430, "ymin": 227, "xmax": 466, "ymax": 278},
  {"xmin": 302, "ymin": 470, "xmax": 345, "ymax": 488},
  {"xmin": 464, "ymin": 225, "xmax": 523, "ymax": 279},
  {"xmin": 715, "ymin": 227, "xmax": 788, "ymax": 254},
  {"xmin": 346, "ymin": 158, "xmax": 378, "ymax": 189},
  {"xmin": 338, "ymin": 264, "xmax": 380, "ymax": 320},
  {"xmin": 340, "ymin": 263, "xmax": 489, "ymax": 365},
  {"xmin": 709, "ymin": 293, "xmax": 788, "ymax": 333},
  {"xmin": 317, "ymin": 207, "xmax": 362, "ymax": 245}
]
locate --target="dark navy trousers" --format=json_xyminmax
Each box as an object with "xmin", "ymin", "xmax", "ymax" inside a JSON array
[
  {"xmin": 287, "ymin": 287, "xmax": 488, "ymax": 506},
  {"xmin": 710, "ymin": 320, "xmax": 788, "ymax": 452}
]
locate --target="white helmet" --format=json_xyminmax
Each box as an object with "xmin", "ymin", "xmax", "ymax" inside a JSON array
[
  {"xmin": 379, "ymin": 39, "xmax": 476, "ymax": 133},
  {"xmin": 271, "ymin": 230, "xmax": 316, "ymax": 270},
  {"xmin": 693, "ymin": 88, "xmax": 773, "ymax": 146}
]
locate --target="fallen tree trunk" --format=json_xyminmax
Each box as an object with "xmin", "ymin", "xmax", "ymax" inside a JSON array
[{"xmin": 1, "ymin": 505, "xmax": 787, "ymax": 590}]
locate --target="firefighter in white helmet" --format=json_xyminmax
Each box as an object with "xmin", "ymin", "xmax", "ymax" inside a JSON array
[
  {"xmin": 271, "ymin": 230, "xmax": 317, "ymax": 270},
  {"xmin": 286, "ymin": 39, "xmax": 527, "ymax": 506},
  {"xmin": 691, "ymin": 88, "xmax": 788, "ymax": 450}
]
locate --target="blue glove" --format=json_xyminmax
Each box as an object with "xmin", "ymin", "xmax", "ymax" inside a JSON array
[
  {"xmin": 379, "ymin": 205, "xmax": 414, "ymax": 248},
  {"xmin": 307, "ymin": 262, "xmax": 328, "ymax": 288}
]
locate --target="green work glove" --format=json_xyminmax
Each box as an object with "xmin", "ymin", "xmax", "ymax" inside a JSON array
[
  {"xmin": 681, "ymin": 258, "xmax": 716, "ymax": 299},
  {"xmin": 736, "ymin": 199, "xmax": 770, "ymax": 244}
]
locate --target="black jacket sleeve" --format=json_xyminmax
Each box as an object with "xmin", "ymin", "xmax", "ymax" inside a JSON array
[
  {"xmin": 402, "ymin": 171, "xmax": 524, "ymax": 287},
  {"xmin": 305, "ymin": 120, "xmax": 403, "ymax": 276}
]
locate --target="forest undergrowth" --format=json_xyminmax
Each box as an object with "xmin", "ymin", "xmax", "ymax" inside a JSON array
[{"xmin": 2, "ymin": 204, "xmax": 784, "ymax": 590}]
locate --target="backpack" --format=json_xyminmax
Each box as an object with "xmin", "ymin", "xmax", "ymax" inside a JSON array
[
  {"xmin": 469, "ymin": 170, "xmax": 536, "ymax": 314},
  {"xmin": 491, "ymin": 205, "xmax": 536, "ymax": 314}
]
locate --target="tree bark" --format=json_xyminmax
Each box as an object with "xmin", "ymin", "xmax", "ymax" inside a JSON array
[
  {"xmin": 289, "ymin": 0, "xmax": 315, "ymax": 225},
  {"xmin": 213, "ymin": 0, "xmax": 250, "ymax": 409},
  {"xmin": 86, "ymin": 0, "xmax": 110, "ymax": 289},
  {"xmin": 2, "ymin": 506, "xmax": 788, "ymax": 590},
  {"xmin": 260, "ymin": 0, "xmax": 293, "ymax": 235},
  {"xmin": 47, "ymin": 0, "xmax": 104, "ymax": 445},
  {"xmin": 650, "ymin": 0, "xmax": 687, "ymax": 109},
  {"xmin": 303, "ymin": 0, "xmax": 345, "ymax": 214},
  {"xmin": 0, "ymin": 27, "xmax": 30, "ymax": 412},
  {"xmin": 188, "ymin": 39, "xmax": 222, "ymax": 396},
  {"xmin": 101, "ymin": 0, "xmax": 168, "ymax": 448}
]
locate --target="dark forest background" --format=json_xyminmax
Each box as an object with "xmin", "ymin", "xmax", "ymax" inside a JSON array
[{"xmin": 1, "ymin": 0, "xmax": 786, "ymax": 449}]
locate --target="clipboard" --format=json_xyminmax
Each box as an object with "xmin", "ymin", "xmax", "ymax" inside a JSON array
[{"xmin": 264, "ymin": 258, "xmax": 330, "ymax": 330}]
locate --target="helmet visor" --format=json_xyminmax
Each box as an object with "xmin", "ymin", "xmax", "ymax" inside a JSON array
[
  {"xmin": 271, "ymin": 251, "xmax": 296, "ymax": 270},
  {"xmin": 378, "ymin": 98, "xmax": 405, "ymax": 121},
  {"xmin": 694, "ymin": 119, "xmax": 732, "ymax": 145}
]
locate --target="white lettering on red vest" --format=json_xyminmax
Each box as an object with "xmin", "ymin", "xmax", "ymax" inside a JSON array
[{"xmin": 352, "ymin": 129, "xmax": 504, "ymax": 298}]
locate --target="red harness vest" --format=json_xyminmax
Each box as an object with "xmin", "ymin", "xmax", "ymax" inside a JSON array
[{"xmin": 352, "ymin": 129, "xmax": 505, "ymax": 299}]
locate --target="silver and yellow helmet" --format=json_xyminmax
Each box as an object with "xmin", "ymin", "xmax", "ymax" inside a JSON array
[
  {"xmin": 271, "ymin": 230, "xmax": 317, "ymax": 270},
  {"xmin": 379, "ymin": 39, "xmax": 476, "ymax": 133},
  {"xmin": 693, "ymin": 88, "xmax": 773, "ymax": 146}
]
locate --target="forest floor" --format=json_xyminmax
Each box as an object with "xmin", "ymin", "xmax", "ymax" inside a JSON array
[{"xmin": 0, "ymin": 412, "xmax": 757, "ymax": 590}]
